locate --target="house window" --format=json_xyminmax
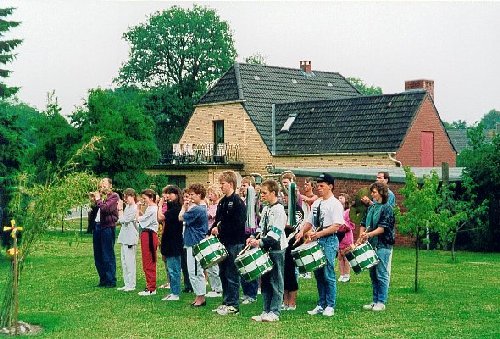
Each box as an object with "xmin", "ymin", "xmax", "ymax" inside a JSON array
[
  {"xmin": 213, "ymin": 120, "xmax": 224, "ymax": 144},
  {"xmin": 281, "ymin": 114, "xmax": 297, "ymax": 132}
]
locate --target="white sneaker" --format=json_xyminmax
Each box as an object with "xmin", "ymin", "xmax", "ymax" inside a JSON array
[
  {"xmin": 307, "ymin": 306, "xmax": 324, "ymax": 315},
  {"xmin": 161, "ymin": 294, "xmax": 179, "ymax": 301},
  {"xmin": 116, "ymin": 286, "xmax": 127, "ymax": 291},
  {"xmin": 372, "ymin": 302, "xmax": 386, "ymax": 311},
  {"xmin": 257, "ymin": 288, "xmax": 262, "ymax": 295},
  {"xmin": 212, "ymin": 305, "xmax": 226, "ymax": 313},
  {"xmin": 281, "ymin": 304, "xmax": 288, "ymax": 311},
  {"xmin": 251, "ymin": 312, "xmax": 267, "ymax": 322},
  {"xmin": 138, "ymin": 289, "xmax": 156, "ymax": 296},
  {"xmin": 286, "ymin": 305, "xmax": 296, "ymax": 311},
  {"xmin": 338, "ymin": 275, "xmax": 345, "ymax": 282},
  {"xmin": 262, "ymin": 312, "xmax": 279, "ymax": 322},
  {"xmin": 301, "ymin": 272, "xmax": 312, "ymax": 279},
  {"xmin": 123, "ymin": 287, "xmax": 135, "ymax": 292},
  {"xmin": 322, "ymin": 306, "xmax": 335, "ymax": 317},
  {"xmin": 363, "ymin": 303, "xmax": 376, "ymax": 310},
  {"xmin": 242, "ymin": 297, "xmax": 256, "ymax": 305},
  {"xmin": 217, "ymin": 305, "xmax": 239, "ymax": 315},
  {"xmin": 241, "ymin": 295, "xmax": 249, "ymax": 301},
  {"xmin": 206, "ymin": 291, "xmax": 222, "ymax": 298}
]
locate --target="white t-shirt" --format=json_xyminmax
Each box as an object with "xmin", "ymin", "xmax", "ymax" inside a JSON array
[{"xmin": 307, "ymin": 195, "xmax": 345, "ymax": 231}]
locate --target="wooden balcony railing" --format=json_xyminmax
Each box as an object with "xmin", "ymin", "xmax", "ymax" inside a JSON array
[{"xmin": 160, "ymin": 143, "xmax": 240, "ymax": 165}]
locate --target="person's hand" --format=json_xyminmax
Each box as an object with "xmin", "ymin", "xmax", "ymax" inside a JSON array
[
  {"xmin": 94, "ymin": 192, "xmax": 101, "ymax": 201},
  {"xmin": 117, "ymin": 200, "xmax": 124, "ymax": 211},
  {"xmin": 309, "ymin": 231, "xmax": 319, "ymax": 241},
  {"xmin": 248, "ymin": 238, "xmax": 259, "ymax": 248},
  {"xmin": 211, "ymin": 227, "xmax": 219, "ymax": 236},
  {"xmin": 361, "ymin": 196, "xmax": 371, "ymax": 204},
  {"xmin": 158, "ymin": 197, "xmax": 165, "ymax": 207}
]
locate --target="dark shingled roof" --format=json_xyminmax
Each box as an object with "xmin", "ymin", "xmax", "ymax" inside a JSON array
[
  {"xmin": 446, "ymin": 129, "xmax": 469, "ymax": 154},
  {"xmin": 198, "ymin": 63, "xmax": 361, "ymax": 150},
  {"xmin": 273, "ymin": 91, "xmax": 427, "ymax": 155}
]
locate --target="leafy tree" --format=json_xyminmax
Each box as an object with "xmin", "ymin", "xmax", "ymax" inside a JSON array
[
  {"xmin": 25, "ymin": 92, "xmax": 78, "ymax": 183},
  {"xmin": 397, "ymin": 167, "xmax": 441, "ymax": 292},
  {"xmin": 0, "ymin": 101, "xmax": 30, "ymax": 221},
  {"xmin": 116, "ymin": 5, "xmax": 236, "ymax": 102},
  {"xmin": 70, "ymin": 88, "xmax": 160, "ymax": 187},
  {"xmin": 0, "ymin": 7, "xmax": 22, "ymax": 99},
  {"xmin": 434, "ymin": 176, "xmax": 488, "ymax": 261},
  {"xmin": 245, "ymin": 53, "xmax": 267, "ymax": 65},
  {"xmin": 347, "ymin": 77, "xmax": 383, "ymax": 96},
  {"xmin": 442, "ymin": 120, "xmax": 468, "ymax": 130},
  {"xmin": 480, "ymin": 109, "xmax": 500, "ymax": 130}
]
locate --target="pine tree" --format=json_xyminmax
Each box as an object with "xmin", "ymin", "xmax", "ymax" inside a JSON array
[{"xmin": 0, "ymin": 7, "xmax": 22, "ymax": 99}]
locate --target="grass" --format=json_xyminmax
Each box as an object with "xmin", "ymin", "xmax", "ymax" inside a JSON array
[{"xmin": 1, "ymin": 226, "xmax": 499, "ymax": 338}]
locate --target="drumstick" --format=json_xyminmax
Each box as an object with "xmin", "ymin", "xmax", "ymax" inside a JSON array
[{"xmin": 239, "ymin": 233, "xmax": 261, "ymax": 256}]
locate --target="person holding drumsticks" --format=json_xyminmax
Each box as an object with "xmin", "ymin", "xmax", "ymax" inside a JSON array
[
  {"xmin": 295, "ymin": 173, "xmax": 345, "ymax": 317},
  {"xmin": 248, "ymin": 179, "xmax": 287, "ymax": 322},
  {"xmin": 357, "ymin": 181, "xmax": 395, "ymax": 312}
]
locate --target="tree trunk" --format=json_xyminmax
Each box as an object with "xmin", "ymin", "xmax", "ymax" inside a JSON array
[
  {"xmin": 451, "ymin": 233, "xmax": 457, "ymax": 263},
  {"xmin": 414, "ymin": 225, "xmax": 419, "ymax": 293}
]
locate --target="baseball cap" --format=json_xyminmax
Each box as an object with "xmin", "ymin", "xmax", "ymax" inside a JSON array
[{"xmin": 316, "ymin": 173, "xmax": 335, "ymax": 185}]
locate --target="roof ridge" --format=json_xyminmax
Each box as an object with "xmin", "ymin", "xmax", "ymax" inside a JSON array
[{"xmin": 237, "ymin": 62, "xmax": 344, "ymax": 76}]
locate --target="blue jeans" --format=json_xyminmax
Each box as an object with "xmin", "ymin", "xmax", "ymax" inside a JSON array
[
  {"xmin": 261, "ymin": 250, "xmax": 285, "ymax": 316},
  {"xmin": 369, "ymin": 247, "xmax": 393, "ymax": 304},
  {"xmin": 166, "ymin": 256, "xmax": 182, "ymax": 296},
  {"xmin": 314, "ymin": 235, "xmax": 338, "ymax": 308},
  {"xmin": 220, "ymin": 244, "xmax": 243, "ymax": 308},
  {"xmin": 241, "ymin": 277, "xmax": 258, "ymax": 299},
  {"xmin": 93, "ymin": 223, "xmax": 116, "ymax": 286}
]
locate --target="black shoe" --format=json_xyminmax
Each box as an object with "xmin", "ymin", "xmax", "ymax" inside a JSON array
[
  {"xmin": 97, "ymin": 283, "xmax": 106, "ymax": 287},
  {"xmin": 191, "ymin": 301, "xmax": 207, "ymax": 307},
  {"xmin": 183, "ymin": 287, "xmax": 194, "ymax": 293},
  {"xmin": 105, "ymin": 283, "xmax": 117, "ymax": 288}
]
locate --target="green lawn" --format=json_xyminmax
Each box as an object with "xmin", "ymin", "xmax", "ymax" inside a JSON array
[{"xmin": 1, "ymin": 229, "xmax": 499, "ymax": 338}]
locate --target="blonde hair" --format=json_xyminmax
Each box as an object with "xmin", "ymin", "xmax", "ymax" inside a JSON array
[
  {"xmin": 219, "ymin": 170, "xmax": 238, "ymax": 189},
  {"xmin": 207, "ymin": 184, "xmax": 222, "ymax": 200}
]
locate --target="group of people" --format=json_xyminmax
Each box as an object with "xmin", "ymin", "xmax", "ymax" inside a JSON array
[{"xmin": 89, "ymin": 170, "xmax": 396, "ymax": 321}]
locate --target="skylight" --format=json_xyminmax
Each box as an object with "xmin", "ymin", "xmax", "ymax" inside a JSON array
[{"xmin": 280, "ymin": 114, "xmax": 297, "ymax": 132}]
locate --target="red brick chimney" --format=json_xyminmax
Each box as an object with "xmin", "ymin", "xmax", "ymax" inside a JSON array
[
  {"xmin": 405, "ymin": 79, "xmax": 434, "ymax": 99},
  {"xmin": 300, "ymin": 60, "xmax": 312, "ymax": 73}
]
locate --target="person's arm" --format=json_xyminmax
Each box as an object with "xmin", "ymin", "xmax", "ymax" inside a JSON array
[
  {"xmin": 96, "ymin": 192, "xmax": 119, "ymax": 213},
  {"xmin": 157, "ymin": 198, "xmax": 166, "ymax": 222}
]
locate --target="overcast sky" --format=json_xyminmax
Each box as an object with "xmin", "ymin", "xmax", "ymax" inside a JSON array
[{"xmin": 4, "ymin": 0, "xmax": 500, "ymax": 124}]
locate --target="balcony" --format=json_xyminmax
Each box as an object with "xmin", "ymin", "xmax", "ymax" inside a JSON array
[{"xmin": 159, "ymin": 143, "xmax": 241, "ymax": 165}]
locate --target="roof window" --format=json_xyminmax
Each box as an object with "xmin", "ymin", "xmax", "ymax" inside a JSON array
[
  {"xmin": 254, "ymin": 75, "xmax": 261, "ymax": 81},
  {"xmin": 291, "ymin": 79, "xmax": 298, "ymax": 84},
  {"xmin": 327, "ymin": 82, "xmax": 333, "ymax": 87},
  {"xmin": 280, "ymin": 114, "xmax": 297, "ymax": 132}
]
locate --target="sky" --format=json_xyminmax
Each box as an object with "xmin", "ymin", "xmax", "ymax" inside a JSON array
[{"xmin": 3, "ymin": 0, "xmax": 500, "ymax": 124}]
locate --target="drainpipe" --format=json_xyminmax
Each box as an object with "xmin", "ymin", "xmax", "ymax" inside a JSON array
[
  {"xmin": 388, "ymin": 153, "xmax": 402, "ymax": 167},
  {"xmin": 272, "ymin": 104, "xmax": 276, "ymax": 156}
]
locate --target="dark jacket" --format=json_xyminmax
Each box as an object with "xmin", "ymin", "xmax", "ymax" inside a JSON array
[
  {"xmin": 96, "ymin": 192, "xmax": 119, "ymax": 228},
  {"xmin": 160, "ymin": 202, "xmax": 183, "ymax": 257},
  {"xmin": 214, "ymin": 193, "xmax": 246, "ymax": 246}
]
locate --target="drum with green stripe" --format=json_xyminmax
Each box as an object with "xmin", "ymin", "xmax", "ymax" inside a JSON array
[
  {"xmin": 192, "ymin": 236, "xmax": 228, "ymax": 269},
  {"xmin": 291, "ymin": 241, "xmax": 326, "ymax": 274},
  {"xmin": 235, "ymin": 247, "xmax": 273, "ymax": 282},
  {"xmin": 345, "ymin": 242, "xmax": 379, "ymax": 274}
]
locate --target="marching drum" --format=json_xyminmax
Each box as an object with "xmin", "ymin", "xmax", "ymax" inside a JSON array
[
  {"xmin": 345, "ymin": 242, "xmax": 379, "ymax": 274},
  {"xmin": 235, "ymin": 247, "xmax": 273, "ymax": 282},
  {"xmin": 192, "ymin": 236, "xmax": 228, "ymax": 269},
  {"xmin": 291, "ymin": 241, "xmax": 326, "ymax": 274}
]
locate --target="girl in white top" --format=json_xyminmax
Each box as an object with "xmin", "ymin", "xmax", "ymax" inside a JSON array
[{"xmin": 117, "ymin": 188, "xmax": 139, "ymax": 292}]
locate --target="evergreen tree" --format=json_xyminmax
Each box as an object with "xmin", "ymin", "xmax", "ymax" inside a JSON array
[{"xmin": 0, "ymin": 7, "xmax": 22, "ymax": 99}]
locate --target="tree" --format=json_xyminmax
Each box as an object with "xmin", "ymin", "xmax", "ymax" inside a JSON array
[
  {"xmin": 116, "ymin": 5, "xmax": 236, "ymax": 102},
  {"xmin": 71, "ymin": 88, "xmax": 160, "ymax": 188},
  {"xmin": 442, "ymin": 120, "xmax": 468, "ymax": 130},
  {"xmin": 397, "ymin": 167, "xmax": 441, "ymax": 292},
  {"xmin": 480, "ymin": 109, "xmax": 500, "ymax": 130},
  {"xmin": 245, "ymin": 53, "xmax": 267, "ymax": 65},
  {"xmin": 347, "ymin": 77, "xmax": 383, "ymax": 96},
  {"xmin": 0, "ymin": 101, "xmax": 30, "ymax": 222},
  {"xmin": 434, "ymin": 176, "xmax": 488, "ymax": 261},
  {"xmin": 25, "ymin": 91, "xmax": 78, "ymax": 183},
  {"xmin": 0, "ymin": 7, "xmax": 22, "ymax": 99}
]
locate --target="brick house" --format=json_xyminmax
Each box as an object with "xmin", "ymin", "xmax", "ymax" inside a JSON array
[{"xmin": 149, "ymin": 61, "xmax": 456, "ymax": 187}]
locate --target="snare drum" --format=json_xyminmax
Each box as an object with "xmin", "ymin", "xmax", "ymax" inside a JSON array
[
  {"xmin": 235, "ymin": 247, "xmax": 273, "ymax": 282},
  {"xmin": 345, "ymin": 242, "xmax": 379, "ymax": 274},
  {"xmin": 291, "ymin": 241, "xmax": 326, "ymax": 274},
  {"xmin": 192, "ymin": 236, "xmax": 228, "ymax": 269}
]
